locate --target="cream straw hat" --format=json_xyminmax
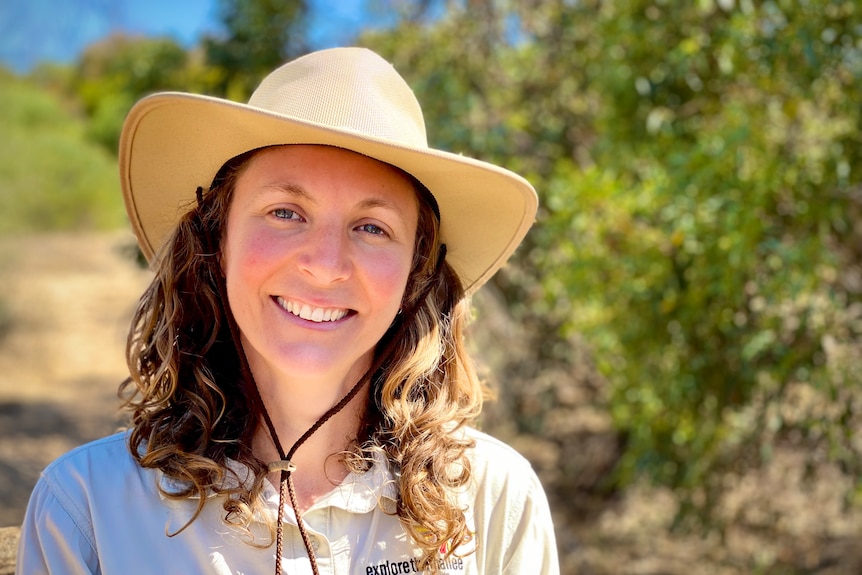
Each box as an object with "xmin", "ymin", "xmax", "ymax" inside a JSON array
[{"xmin": 119, "ymin": 47, "xmax": 537, "ymax": 294}]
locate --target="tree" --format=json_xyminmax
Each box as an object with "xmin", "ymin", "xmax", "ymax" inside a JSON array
[
  {"xmin": 0, "ymin": 72, "xmax": 124, "ymax": 233},
  {"xmin": 363, "ymin": 0, "xmax": 862, "ymax": 532},
  {"xmin": 70, "ymin": 34, "xmax": 195, "ymax": 152},
  {"xmin": 203, "ymin": 0, "xmax": 309, "ymax": 101},
  {"xmin": 562, "ymin": 0, "xmax": 862, "ymax": 521}
]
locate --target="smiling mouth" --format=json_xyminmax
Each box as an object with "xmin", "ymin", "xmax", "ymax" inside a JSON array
[{"xmin": 276, "ymin": 296, "xmax": 351, "ymax": 323}]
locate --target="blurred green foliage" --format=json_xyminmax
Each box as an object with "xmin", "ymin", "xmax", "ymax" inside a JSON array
[
  {"xmin": 72, "ymin": 35, "xmax": 195, "ymax": 152},
  {"xmin": 3, "ymin": 0, "xmax": 862, "ymax": 539},
  {"xmin": 364, "ymin": 0, "xmax": 862, "ymax": 527},
  {"xmin": 203, "ymin": 0, "xmax": 309, "ymax": 99},
  {"xmin": 548, "ymin": 0, "xmax": 862, "ymax": 514},
  {"xmin": 60, "ymin": 0, "xmax": 310, "ymax": 155},
  {"xmin": 0, "ymin": 70, "xmax": 125, "ymax": 234}
]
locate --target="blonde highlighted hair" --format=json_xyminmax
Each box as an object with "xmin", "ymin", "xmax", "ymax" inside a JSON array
[{"xmin": 121, "ymin": 146, "xmax": 488, "ymax": 569}]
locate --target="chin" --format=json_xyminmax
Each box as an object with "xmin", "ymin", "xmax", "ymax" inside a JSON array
[{"xmin": 274, "ymin": 345, "xmax": 373, "ymax": 382}]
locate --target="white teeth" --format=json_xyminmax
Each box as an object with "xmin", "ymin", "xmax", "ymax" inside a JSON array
[{"xmin": 277, "ymin": 297, "xmax": 348, "ymax": 323}]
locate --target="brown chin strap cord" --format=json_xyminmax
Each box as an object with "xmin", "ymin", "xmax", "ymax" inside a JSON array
[
  {"xmin": 197, "ymin": 185, "xmax": 446, "ymax": 575},
  {"xmin": 220, "ymin": 264, "xmax": 373, "ymax": 575},
  {"xmin": 253, "ymin": 355, "xmax": 371, "ymax": 575},
  {"xmin": 197, "ymin": 186, "xmax": 371, "ymax": 574}
]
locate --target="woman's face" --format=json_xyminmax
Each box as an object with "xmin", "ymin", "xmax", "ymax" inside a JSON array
[{"xmin": 222, "ymin": 145, "xmax": 418, "ymax": 390}]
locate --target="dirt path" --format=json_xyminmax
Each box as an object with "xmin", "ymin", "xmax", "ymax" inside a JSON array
[{"xmin": 0, "ymin": 231, "xmax": 152, "ymax": 527}]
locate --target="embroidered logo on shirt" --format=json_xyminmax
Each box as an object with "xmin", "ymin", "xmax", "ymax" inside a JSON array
[{"xmin": 364, "ymin": 556, "xmax": 465, "ymax": 575}]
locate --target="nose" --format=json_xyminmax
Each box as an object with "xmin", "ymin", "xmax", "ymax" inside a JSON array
[{"xmin": 297, "ymin": 225, "xmax": 352, "ymax": 285}]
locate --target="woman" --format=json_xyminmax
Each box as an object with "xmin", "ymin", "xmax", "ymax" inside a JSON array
[{"xmin": 17, "ymin": 47, "xmax": 558, "ymax": 574}]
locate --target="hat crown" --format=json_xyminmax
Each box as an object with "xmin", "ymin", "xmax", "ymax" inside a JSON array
[{"xmin": 248, "ymin": 48, "xmax": 428, "ymax": 148}]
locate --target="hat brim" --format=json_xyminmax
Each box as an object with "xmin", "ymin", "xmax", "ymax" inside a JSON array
[{"xmin": 119, "ymin": 92, "xmax": 537, "ymax": 294}]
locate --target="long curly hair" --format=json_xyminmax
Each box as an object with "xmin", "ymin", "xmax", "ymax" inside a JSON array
[{"xmin": 120, "ymin": 146, "xmax": 488, "ymax": 569}]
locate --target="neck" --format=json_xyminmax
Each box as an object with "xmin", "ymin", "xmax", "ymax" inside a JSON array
[
  {"xmin": 248, "ymin": 361, "xmax": 372, "ymax": 513},
  {"xmin": 254, "ymin": 377, "xmax": 369, "ymax": 458}
]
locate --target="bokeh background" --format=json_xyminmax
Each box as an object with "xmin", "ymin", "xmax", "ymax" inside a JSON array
[{"xmin": 2, "ymin": 1, "xmax": 862, "ymax": 573}]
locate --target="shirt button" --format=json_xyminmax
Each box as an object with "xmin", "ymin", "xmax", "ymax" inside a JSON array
[{"xmin": 311, "ymin": 538, "xmax": 320, "ymax": 551}]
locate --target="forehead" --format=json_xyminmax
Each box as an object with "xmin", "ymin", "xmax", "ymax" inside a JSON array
[{"xmin": 239, "ymin": 145, "xmax": 418, "ymax": 199}]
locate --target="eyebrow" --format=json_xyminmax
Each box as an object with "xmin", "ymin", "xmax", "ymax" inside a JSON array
[{"xmin": 263, "ymin": 182, "xmax": 315, "ymax": 202}]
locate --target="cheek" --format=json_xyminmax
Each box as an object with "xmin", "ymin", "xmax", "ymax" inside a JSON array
[
  {"xmin": 368, "ymin": 251, "xmax": 414, "ymax": 309},
  {"xmin": 222, "ymin": 228, "xmax": 278, "ymax": 302}
]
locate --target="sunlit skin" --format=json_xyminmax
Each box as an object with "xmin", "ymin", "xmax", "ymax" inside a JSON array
[{"xmin": 221, "ymin": 145, "xmax": 418, "ymax": 507}]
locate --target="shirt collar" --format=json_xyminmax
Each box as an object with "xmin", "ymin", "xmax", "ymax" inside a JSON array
[
  {"xmin": 309, "ymin": 450, "xmax": 399, "ymax": 514},
  {"xmin": 156, "ymin": 449, "xmax": 398, "ymax": 515}
]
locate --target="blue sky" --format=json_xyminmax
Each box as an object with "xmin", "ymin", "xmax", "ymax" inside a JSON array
[{"xmin": 0, "ymin": 0, "xmax": 379, "ymax": 72}]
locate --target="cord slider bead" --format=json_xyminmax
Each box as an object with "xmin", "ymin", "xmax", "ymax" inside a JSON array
[{"xmin": 267, "ymin": 460, "xmax": 297, "ymax": 474}]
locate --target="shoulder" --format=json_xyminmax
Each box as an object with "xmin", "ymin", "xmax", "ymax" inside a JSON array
[
  {"xmin": 41, "ymin": 431, "xmax": 137, "ymax": 488},
  {"xmin": 462, "ymin": 427, "xmax": 538, "ymax": 485},
  {"xmin": 18, "ymin": 432, "xmax": 151, "ymax": 572},
  {"xmin": 463, "ymin": 427, "xmax": 530, "ymax": 461},
  {"xmin": 45, "ymin": 430, "xmax": 132, "ymax": 467},
  {"xmin": 34, "ymin": 431, "xmax": 151, "ymax": 525},
  {"xmin": 459, "ymin": 426, "xmax": 551, "ymax": 515},
  {"xmin": 459, "ymin": 427, "xmax": 560, "ymax": 572}
]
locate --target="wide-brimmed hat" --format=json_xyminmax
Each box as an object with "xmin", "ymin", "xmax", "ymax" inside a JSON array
[{"xmin": 119, "ymin": 47, "xmax": 537, "ymax": 294}]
